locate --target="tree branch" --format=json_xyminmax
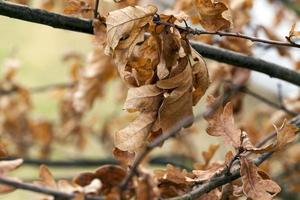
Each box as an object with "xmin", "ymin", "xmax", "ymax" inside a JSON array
[
  {"xmin": 0, "ymin": 1, "xmax": 93, "ymax": 34},
  {"xmin": 0, "ymin": 177, "xmax": 103, "ymax": 200},
  {"xmin": 1, "ymin": 2, "xmax": 300, "ymax": 86},
  {"xmin": 163, "ymin": 114, "xmax": 300, "ymax": 200},
  {"xmin": 1, "ymin": 155, "xmax": 194, "ymax": 170},
  {"xmin": 155, "ymin": 20, "xmax": 300, "ymax": 49}
]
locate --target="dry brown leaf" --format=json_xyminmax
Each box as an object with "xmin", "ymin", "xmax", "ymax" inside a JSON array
[
  {"xmin": 205, "ymin": 96, "xmax": 241, "ymax": 148},
  {"xmin": 242, "ymin": 121, "xmax": 298, "ymax": 153},
  {"xmin": 115, "ymin": 112, "xmax": 157, "ymax": 152},
  {"xmin": 154, "ymin": 165, "xmax": 194, "ymax": 198},
  {"xmin": 0, "ymin": 159, "xmax": 23, "ymax": 176},
  {"xmin": 105, "ymin": 5, "xmax": 157, "ymax": 70},
  {"xmin": 288, "ymin": 23, "xmax": 300, "ymax": 44},
  {"xmin": 124, "ymin": 85, "xmax": 163, "ymax": 113},
  {"xmin": 191, "ymin": 163, "xmax": 224, "ymax": 182},
  {"xmin": 190, "ymin": 49, "xmax": 209, "ymax": 105},
  {"xmin": 63, "ymin": 0, "xmax": 94, "ymax": 18},
  {"xmin": 135, "ymin": 175, "xmax": 158, "ymax": 200},
  {"xmin": 38, "ymin": 165, "xmax": 57, "ymax": 188},
  {"xmin": 73, "ymin": 48, "xmax": 116, "ymax": 113},
  {"xmin": 240, "ymin": 156, "xmax": 281, "ymax": 200},
  {"xmin": 113, "ymin": 147, "xmax": 135, "ymax": 166},
  {"xmin": 192, "ymin": 0, "xmax": 232, "ymax": 31}
]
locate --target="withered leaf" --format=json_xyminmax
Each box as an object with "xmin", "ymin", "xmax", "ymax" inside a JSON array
[
  {"xmin": 0, "ymin": 159, "xmax": 23, "ymax": 176},
  {"xmin": 205, "ymin": 96, "xmax": 241, "ymax": 148},
  {"xmin": 38, "ymin": 164, "xmax": 57, "ymax": 188},
  {"xmin": 242, "ymin": 121, "xmax": 298, "ymax": 153},
  {"xmin": 105, "ymin": 5, "xmax": 157, "ymax": 69},
  {"xmin": 115, "ymin": 112, "xmax": 156, "ymax": 152},
  {"xmin": 240, "ymin": 156, "xmax": 280, "ymax": 200},
  {"xmin": 190, "ymin": 49, "xmax": 209, "ymax": 105},
  {"xmin": 124, "ymin": 84, "xmax": 163, "ymax": 113},
  {"xmin": 288, "ymin": 23, "xmax": 300, "ymax": 44},
  {"xmin": 113, "ymin": 147, "xmax": 135, "ymax": 166},
  {"xmin": 192, "ymin": 0, "xmax": 232, "ymax": 31}
]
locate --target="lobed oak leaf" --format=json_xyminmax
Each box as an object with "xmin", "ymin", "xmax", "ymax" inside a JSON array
[
  {"xmin": 205, "ymin": 96, "xmax": 241, "ymax": 148},
  {"xmin": 115, "ymin": 111, "xmax": 157, "ymax": 152},
  {"xmin": 239, "ymin": 156, "xmax": 281, "ymax": 200},
  {"xmin": 154, "ymin": 165, "xmax": 194, "ymax": 198},
  {"xmin": 192, "ymin": 0, "xmax": 232, "ymax": 31},
  {"xmin": 242, "ymin": 121, "xmax": 298, "ymax": 153},
  {"xmin": 194, "ymin": 144, "xmax": 219, "ymax": 170},
  {"xmin": 271, "ymin": 121, "xmax": 298, "ymax": 151},
  {"xmin": 105, "ymin": 5, "xmax": 157, "ymax": 69}
]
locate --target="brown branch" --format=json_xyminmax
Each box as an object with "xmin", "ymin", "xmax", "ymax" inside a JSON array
[
  {"xmin": 94, "ymin": 0, "xmax": 100, "ymax": 18},
  {"xmin": 163, "ymin": 115, "xmax": 300, "ymax": 200},
  {"xmin": 0, "ymin": 177, "xmax": 103, "ymax": 200},
  {"xmin": 1, "ymin": 2, "xmax": 300, "ymax": 86},
  {"xmin": 0, "ymin": 82, "xmax": 74, "ymax": 96},
  {"xmin": 120, "ymin": 82, "xmax": 240, "ymax": 190},
  {"xmin": 154, "ymin": 20, "xmax": 300, "ymax": 49},
  {"xmin": 1, "ymin": 155, "xmax": 194, "ymax": 170}
]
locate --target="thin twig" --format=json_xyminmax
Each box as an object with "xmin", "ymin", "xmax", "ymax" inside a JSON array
[
  {"xmin": 153, "ymin": 20, "xmax": 300, "ymax": 49},
  {"xmin": 120, "ymin": 83, "xmax": 244, "ymax": 190},
  {"xmin": 1, "ymin": 155, "xmax": 194, "ymax": 170},
  {"xmin": 0, "ymin": 82, "xmax": 74, "ymax": 96},
  {"xmin": 0, "ymin": 177, "xmax": 103, "ymax": 200},
  {"xmin": 239, "ymin": 85, "xmax": 298, "ymax": 116},
  {"xmin": 1, "ymin": 2, "xmax": 300, "ymax": 86},
  {"xmin": 163, "ymin": 115, "xmax": 300, "ymax": 200},
  {"xmin": 94, "ymin": 0, "xmax": 100, "ymax": 18}
]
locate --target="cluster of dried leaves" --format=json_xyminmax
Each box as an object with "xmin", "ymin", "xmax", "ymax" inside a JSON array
[{"xmin": 1, "ymin": 0, "xmax": 300, "ymax": 199}]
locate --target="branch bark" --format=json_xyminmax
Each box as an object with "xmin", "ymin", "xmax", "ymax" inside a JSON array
[
  {"xmin": 1, "ymin": 2, "xmax": 300, "ymax": 86},
  {"xmin": 164, "ymin": 114, "xmax": 300, "ymax": 200},
  {"xmin": 0, "ymin": 177, "xmax": 103, "ymax": 200}
]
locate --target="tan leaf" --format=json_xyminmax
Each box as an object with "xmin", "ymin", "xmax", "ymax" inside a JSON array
[
  {"xmin": 73, "ymin": 48, "xmax": 116, "ymax": 113},
  {"xmin": 205, "ymin": 96, "xmax": 241, "ymax": 148},
  {"xmin": 63, "ymin": 0, "xmax": 93, "ymax": 18},
  {"xmin": 272, "ymin": 121, "xmax": 298, "ymax": 151},
  {"xmin": 242, "ymin": 121, "xmax": 298, "ymax": 153},
  {"xmin": 113, "ymin": 147, "xmax": 135, "ymax": 166},
  {"xmin": 39, "ymin": 165, "xmax": 57, "ymax": 188},
  {"xmin": 105, "ymin": 5, "xmax": 157, "ymax": 69},
  {"xmin": 192, "ymin": 0, "xmax": 232, "ymax": 31},
  {"xmin": 240, "ymin": 156, "xmax": 280, "ymax": 200},
  {"xmin": 0, "ymin": 159, "xmax": 23, "ymax": 194},
  {"xmin": 135, "ymin": 175, "xmax": 158, "ymax": 200},
  {"xmin": 124, "ymin": 84, "xmax": 163, "ymax": 113},
  {"xmin": 190, "ymin": 49, "xmax": 209, "ymax": 105},
  {"xmin": 0, "ymin": 159, "xmax": 23, "ymax": 176},
  {"xmin": 191, "ymin": 163, "xmax": 224, "ymax": 182},
  {"xmin": 74, "ymin": 165, "xmax": 126, "ymax": 195},
  {"xmin": 288, "ymin": 23, "xmax": 300, "ymax": 44},
  {"xmin": 115, "ymin": 112, "xmax": 156, "ymax": 152}
]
